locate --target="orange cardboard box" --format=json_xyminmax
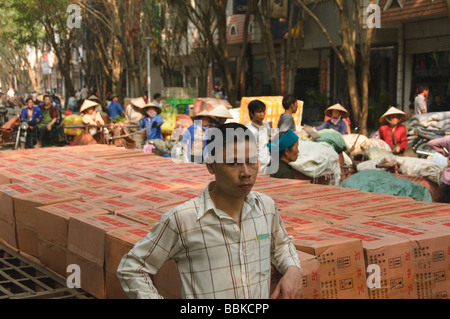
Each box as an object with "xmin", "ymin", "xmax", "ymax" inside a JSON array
[
  {"xmin": 384, "ymin": 205, "xmax": 450, "ymax": 224},
  {"xmin": 314, "ymin": 223, "xmax": 415, "ymax": 299},
  {"xmin": 36, "ymin": 202, "xmax": 108, "ymax": 276},
  {"xmin": 13, "ymin": 192, "xmax": 82, "ymax": 258},
  {"xmin": 274, "ymin": 185, "xmax": 360, "ymax": 201},
  {"xmin": 127, "ymin": 190, "xmax": 197, "ymax": 210},
  {"xmin": 270, "ymin": 250, "xmax": 321, "ymax": 299},
  {"xmin": 354, "ymin": 201, "xmax": 444, "ymax": 218},
  {"xmin": 289, "ymin": 230, "xmax": 368, "ymax": 299},
  {"xmin": 84, "ymin": 197, "xmax": 152, "ymax": 213},
  {"xmin": 105, "ymin": 225, "xmax": 183, "ymax": 299},
  {"xmin": 345, "ymin": 218, "xmax": 450, "ymax": 299},
  {"xmin": 279, "ymin": 204, "xmax": 360, "ymax": 231},
  {"xmin": 314, "ymin": 193, "xmax": 414, "ymax": 212},
  {"xmin": 67, "ymin": 214, "xmax": 148, "ymax": 299},
  {"xmin": 61, "ymin": 187, "xmax": 121, "ymax": 201},
  {"xmin": 0, "ymin": 183, "xmax": 44, "ymax": 247},
  {"xmin": 115, "ymin": 207, "xmax": 164, "ymax": 225}
]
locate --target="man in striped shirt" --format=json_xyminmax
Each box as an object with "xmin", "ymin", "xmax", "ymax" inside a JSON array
[{"xmin": 117, "ymin": 123, "xmax": 303, "ymax": 299}]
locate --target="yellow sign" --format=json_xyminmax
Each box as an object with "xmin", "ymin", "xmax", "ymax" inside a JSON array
[{"xmin": 239, "ymin": 96, "xmax": 303, "ymax": 128}]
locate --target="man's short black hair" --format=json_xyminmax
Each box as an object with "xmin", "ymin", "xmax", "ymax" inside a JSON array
[
  {"xmin": 26, "ymin": 97, "xmax": 33, "ymax": 103},
  {"xmin": 282, "ymin": 94, "xmax": 297, "ymax": 110},
  {"xmin": 206, "ymin": 122, "xmax": 257, "ymax": 163},
  {"xmin": 420, "ymin": 84, "xmax": 429, "ymax": 93},
  {"xmin": 248, "ymin": 100, "xmax": 266, "ymax": 120},
  {"xmin": 153, "ymin": 93, "xmax": 161, "ymax": 99},
  {"xmin": 43, "ymin": 94, "xmax": 51, "ymax": 100}
]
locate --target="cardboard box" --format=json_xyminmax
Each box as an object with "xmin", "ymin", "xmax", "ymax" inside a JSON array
[
  {"xmin": 36, "ymin": 202, "xmax": 108, "ymax": 276},
  {"xmin": 384, "ymin": 206, "xmax": 450, "ymax": 224},
  {"xmin": 0, "ymin": 183, "xmax": 44, "ymax": 247},
  {"xmin": 279, "ymin": 204, "xmax": 360, "ymax": 231},
  {"xmin": 84, "ymin": 197, "xmax": 152, "ymax": 213},
  {"xmin": 127, "ymin": 190, "xmax": 196, "ymax": 210},
  {"xmin": 354, "ymin": 202, "xmax": 443, "ymax": 218},
  {"xmin": 270, "ymin": 251, "xmax": 321, "ymax": 299},
  {"xmin": 13, "ymin": 192, "xmax": 82, "ymax": 258},
  {"xmin": 273, "ymin": 185, "xmax": 360, "ymax": 201},
  {"xmin": 289, "ymin": 230, "xmax": 368, "ymax": 299},
  {"xmin": 317, "ymin": 193, "xmax": 414, "ymax": 213},
  {"xmin": 115, "ymin": 207, "xmax": 164, "ymax": 225},
  {"xmin": 62, "ymin": 187, "xmax": 121, "ymax": 201},
  {"xmin": 67, "ymin": 214, "xmax": 148, "ymax": 298},
  {"xmin": 314, "ymin": 224, "xmax": 415, "ymax": 299},
  {"xmin": 345, "ymin": 218, "xmax": 450, "ymax": 299}
]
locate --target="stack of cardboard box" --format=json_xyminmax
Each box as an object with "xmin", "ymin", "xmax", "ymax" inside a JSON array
[{"xmin": 0, "ymin": 144, "xmax": 449, "ymax": 299}]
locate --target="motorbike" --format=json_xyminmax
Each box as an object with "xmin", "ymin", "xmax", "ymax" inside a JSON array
[
  {"xmin": 0, "ymin": 103, "xmax": 7, "ymax": 126},
  {"xmin": 14, "ymin": 118, "xmax": 37, "ymax": 150},
  {"xmin": 411, "ymin": 126, "xmax": 447, "ymax": 158}
]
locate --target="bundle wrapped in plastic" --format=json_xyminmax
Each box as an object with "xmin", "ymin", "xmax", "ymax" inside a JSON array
[
  {"xmin": 342, "ymin": 133, "xmax": 369, "ymax": 156},
  {"xmin": 62, "ymin": 114, "xmax": 83, "ymax": 136},
  {"xmin": 357, "ymin": 155, "xmax": 445, "ymax": 185},
  {"xmin": 360, "ymin": 138, "xmax": 392, "ymax": 160},
  {"xmin": 289, "ymin": 140, "xmax": 341, "ymax": 186}
]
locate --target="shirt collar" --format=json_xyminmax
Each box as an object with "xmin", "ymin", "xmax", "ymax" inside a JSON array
[{"xmin": 197, "ymin": 182, "xmax": 262, "ymax": 221}]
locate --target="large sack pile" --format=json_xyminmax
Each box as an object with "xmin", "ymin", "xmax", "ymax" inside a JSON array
[{"xmin": 409, "ymin": 111, "xmax": 450, "ymax": 130}]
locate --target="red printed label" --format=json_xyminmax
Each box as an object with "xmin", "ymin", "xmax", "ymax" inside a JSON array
[
  {"xmin": 320, "ymin": 227, "xmax": 380, "ymax": 242},
  {"xmin": 361, "ymin": 221, "xmax": 425, "ymax": 236}
]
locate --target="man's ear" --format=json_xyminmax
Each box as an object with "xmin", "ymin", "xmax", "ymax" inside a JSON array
[{"xmin": 206, "ymin": 162, "xmax": 215, "ymax": 175}]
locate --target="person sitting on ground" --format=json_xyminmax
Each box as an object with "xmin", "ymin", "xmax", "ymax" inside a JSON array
[
  {"xmin": 269, "ymin": 129, "xmax": 300, "ymax": 179},
  {"xmin": 139, "ymin": 101, "xmax": 164, "ymax": 142},
  {"xmin": 181, "ymin": 110, "xmax": 215, "ymax": 164},
  {"xmin": 35, "ymin": 94, "xmax": 58, "ymax": 148},
  {"xmin": 116, "ymin": 122, "xmax": 303, "ymax": 299},
  {"xmin": 378, "ymin": 106, "xmax": 409, "ymax": 155},
  {"xmin": 316, "ymin": 103, "xmax": 349, "ymax": 135}
]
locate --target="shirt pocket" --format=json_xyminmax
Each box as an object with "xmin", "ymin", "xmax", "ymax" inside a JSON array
[{"xmin": 255, "ymin": 233, "xmax": 271, "ymax": 277}]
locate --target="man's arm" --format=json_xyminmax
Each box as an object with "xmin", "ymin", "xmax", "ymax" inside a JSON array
[
  {"xmin": 116, "ymin": 214, "xmax": 179, "ymax": 299},
  {"xmin": 269, "ymin": 203, "xmax": 303, "ymax": 299},
  {"xmin": 427, "ymin": 136, "xmax": 450, "ymax": 157}
]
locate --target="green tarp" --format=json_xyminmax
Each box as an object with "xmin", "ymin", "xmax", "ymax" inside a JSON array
[{"xmin": 340, "ymin": 169, "xmax": 433, "ymax": 202}]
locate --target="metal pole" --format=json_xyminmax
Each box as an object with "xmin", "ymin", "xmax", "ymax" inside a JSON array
[{"xmin": 147, "ymin": 43, "xmax": 151, "ymax": 100}]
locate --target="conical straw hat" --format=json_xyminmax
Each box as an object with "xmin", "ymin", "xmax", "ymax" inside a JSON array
[
  {"xmin": 194, "ymin": 110, "xmax": 215, "ymax": 119},
  {"xmin": 324, "ymin": 103, "xmax": 349, "ymax": 118},
  {"xmin": 130, "ymin": 97, "xmax": 147, "ymax": 109},
  {"xmin": 208, "ymin": 105, "xmax": 233, "ymax": 119},
  {"xmin": 379, "ymin": 106, "xmax": 408, "ymax": 124},
  {"xmin": 80, "ymin": 99, "xmax": 99, "ymax": 113}
]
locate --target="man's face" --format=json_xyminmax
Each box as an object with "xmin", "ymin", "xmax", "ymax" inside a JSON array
[
  {"xmin": 27, "ymin": 100, "xmax": 34, "ymax": 109},
  {"xmin": 44, "ymin": 97, "xmax": 51, "ymax": 106},
  {"xmin": 291, "ymin": 101, "xmax": 298, "ymax": 113},
  {"xmin": 285, "ymin": 141, "xmax": 299, "ymax": 162},
  {"xmin": 253, "ymin": 109, "xmax": 266, "ymax": 123},
  {"xmin": 423, "ymin": 89, "xmax": 429, "ymax": 98},
  {"xmin": 207, "ymin": 140, "xmax": 259, "ymax": 199}
]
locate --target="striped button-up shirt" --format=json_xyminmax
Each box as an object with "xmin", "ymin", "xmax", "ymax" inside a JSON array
[{"xmin": 117, "ymin": 182, "xmax": 301, "ymax": 299}]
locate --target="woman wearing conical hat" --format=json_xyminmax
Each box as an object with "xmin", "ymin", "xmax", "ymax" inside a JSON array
[
  {"xmin": 316, "ymin": 103, "xmax": 349, "ymax": 135},
  {"xmin": 378, "ymin": 106, "xmax": 409, "ymax": 155}
]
